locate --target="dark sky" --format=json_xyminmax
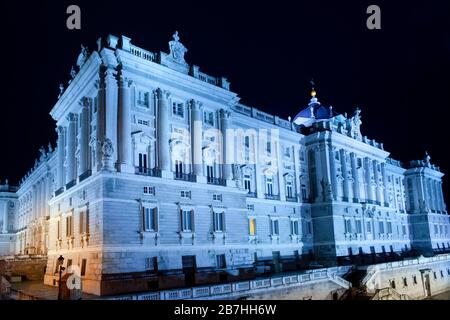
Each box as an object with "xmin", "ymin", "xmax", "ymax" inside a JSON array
[{"xmin": 1, "ymin": 1, "xmax": 450, "ymax": 203}]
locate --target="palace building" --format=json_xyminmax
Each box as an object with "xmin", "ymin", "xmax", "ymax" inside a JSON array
[{"xmin": 0, "ymin": 32, "xmax": 449, "ymax": 296}]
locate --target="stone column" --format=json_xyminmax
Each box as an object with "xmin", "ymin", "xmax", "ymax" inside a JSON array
[
  {"xmin": 117, "ymin": 73, "xmax": 134, "ymax": 173},
  {"xmin": 328, "ymin": 145, "xmax": 338, "ymax": 200},
  {"xmin": 2, "ymin": 201, "xmax": 7, "ymax": 233},
  {"xmin": 97, "ymin": 67, "xmax": 118, "ymax": 171},
  {"xmin": 79, "ymin": 98, "xmax": 90, "ymax": 175},
  {"xmin": 56, "ymin": 126, "xmax": 66, "ymax": 189},
  {"xmin": 373, "ymin": 160, "xmax": 382, "ymax": 204},
  {"xmin": 438, "ymin": 181, "xmax": 446, "ymax": 212},
  {"xmin": 157, "ymin": 89, "xmax": 170, "ymax": 172},
  {"xmin": 32, "ymin": 185, "xmax": 37, "ymax": 221},
  {"xmin": 350, "ymin": 153, "xmax": 360, "ymax": 201},
  {"xmin": 364, "ymin": 157, "xmax": 373, "ymax": 202},
  {"xmin": 340, "ymin": 149, "xmax": 349, "ymax": 201},
  {"xmin": 66, "ymin": 113, "xmax": 77, "ymax": 182},
  {"xmin": 190, "ymin": 100, "xmax": 203, "ymax": 176},
  {"xmin": 220, "ymin": 109, "xmax": 233, "ymax": 181},
  {"xmin": 381, "ymin": 163, "xmax": 389, "ymax": 206}
]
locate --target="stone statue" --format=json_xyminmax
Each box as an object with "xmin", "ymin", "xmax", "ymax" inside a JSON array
[
  {"xmin": 351, "ymin": 108, "xmax": 362, "ymax": 140},
  {"xmin": 39, "ymin": 146, "xmax": 46, "ymax": 161},
  {"xmin": 101, "ymin": 138, "xmax": 114, "ymax": 171},
  {"xmin": 424, "ymin": 151, "xmax": 431, "ymax": 165},
  {"xmin": 58, "ymin": 83, "xmax": 64, "ymax": 98},
  {"xmin": 101, "ymin": 138, "xmax": 114, "ymax": 159},
  {"xmin": 76, "ymin": 45, "xmax": 89, "ymax": 68},
  {"xmin": 70, "ymin": 66, "xmax": 76, "ymax": 79},
  {"xmin": 168, "ymin": 31, "xmax": 188, "ymax": 64},
  {"xmin": 48, "ymin": 143, "xmax": 53, "ymax": 153}
]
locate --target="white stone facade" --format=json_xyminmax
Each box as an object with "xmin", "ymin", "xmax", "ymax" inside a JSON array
[{"xmin": 0, "ymin": 32, "xmax": 449, "ymax": 296}]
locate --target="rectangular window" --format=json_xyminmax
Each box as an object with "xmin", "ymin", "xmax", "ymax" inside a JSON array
[
  {"xmin": 291, "ymin": 220, "xmax": 299, "ymax": 236},
  {"xmin": 145, "ymin": 257, "xmax": 158, "ymax": 272},
  {"xmin": 285, "ymin": 147, "xmax": 291, "ymax": 157},
  {"xmin": 286, "ymin": 181, "xmax": 293, "ymax": 198},
  {"xmin": 81, "ymin": 259, "xmax": 87, "ymax": 276},
  {"xmin": 143, "ymin": 186, "xmax": 155, "ymax": 195},
  {"xmin": 137, "ymin": 91, "xmax": 149, "ymax": 107},
  {"xmin": 413, "ymin": 275, "xmax": 417, "ymax": 285},
  {"xmin": 266, "ymin": 142, "xmax": 271, "ymax": 153},
  {"xmin": 345, "ymin": 219, "xmax": 352, "ymax": 233},
  {"xmin": 356, "ymin": 220, "xmax": 362, "ymax": 234},
  {"xmin": 306, "ymin": 221, "xmax": 312, "ymax": 235},
  {"xmin": 143, "ymin": 207, "xmax": 157, "ymax": 232},
  {"xmin": 244, "ymin": 174, "xmax": 251, "ymax": 191},
  {"xmin": 213, "ymin": 211, "xmax": 224, "ymax": 232},
  {"xmin": 180, "ymin": 190, "xmax": 191, "ymax": 199},
  {"xmin": 247, "ymin": 204, "xmax": 255, "ymax": 211},
  {"xmin": 66, "ymin": 216, "xmax": 73, "ymax": 237},
  {"xmin": 301, "ymin": 185, "xmax": 308, "ymax": 201},
  {"xmin": 249, "ymin": 218, "xmax": 256, "ymax": 236},
  {"xmin": 57, "ymin": 220, "xmax": 61, "ymax": 239},
  {"xmin": 181, "ymin": 210, "xmax": 194, "ymax": 232},
  {"xmin": 203, "ymin": 111, "xmax": 214, "ymax": 126},
  {"xmin": 212, "ymin": 194, "xmax": 222, "ymax": 201},
  {"xmin": 402, "ymin": 225, "xmax": 407, "ymax": 236},
  {"xmin": 172, "ymin": 102, "xmax": 184, "ymax": 117},
  {"xmin": 79, "ymin": 210, "xmax": 89, "ymax": 234},
  {"xmin": 434, "ymin": 224, "xmax": 439, "ymax": 235},
  {"xmin": 266, "ymin": 177, "xmax": 273, "ymax": 195},
  {"xmin": 387, "ymin": 221, "xmax": 393, "ymax": 234},
  {"xmin": 379, "ymin": 221, "xmax": 385, "ymax": 234},
  {"xmin": 271, "ymin": 219, "xmax": 279, "ymax": 236}
]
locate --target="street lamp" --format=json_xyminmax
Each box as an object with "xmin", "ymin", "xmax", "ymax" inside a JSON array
[{"xmin": 57, "ymin": 255, "xmax": 65, "ymax": 300}]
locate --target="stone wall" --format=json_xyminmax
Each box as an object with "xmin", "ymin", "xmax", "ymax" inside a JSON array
[
  {"xmin": 363, "ymin": 253, "xmax": 450, "ymax": 299},
  {"xmin": 0, "ymin": 256, "xmax": 47, "ymax": 281}
]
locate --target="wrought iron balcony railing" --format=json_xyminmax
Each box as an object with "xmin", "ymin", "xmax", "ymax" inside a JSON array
[
  {"xmin": 246, "ymin": 191, "xmax": 257, "ymax": 198},
  {"xmin": 135, "ymin": 167, "xmax": 162, "ymax": 177},
  {"xmin": 286, "ymin": 196, "xmax": 297, "ymax": 202},
  {"xmin": 207, "ymin": 177, "xmax": 226, "ymax": 186},
  {"xmin": 174, "ymin": 172, "xmax": 196, "ymax": 182},
  {"xmin": 264, "ymin": 193, "xmax": 280, "ymax": 201}
]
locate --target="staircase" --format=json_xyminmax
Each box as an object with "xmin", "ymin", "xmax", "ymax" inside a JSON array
[{"xmin": 371, "ymin": 287, "xmax": 412, "ymax": 300}]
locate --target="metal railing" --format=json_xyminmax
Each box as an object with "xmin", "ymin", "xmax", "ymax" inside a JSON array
[
  {"xmin": 246, "ymin": 192, "xmax": 257, "ymax": 198},
  {"xmin": 135, "ymin": 167, "xmax": 162, "ymax": 177},
  {"xmin": 174, "ymin": 172, "xmax": 196, "ymax": 182},
  {"xmin": 265, "ymin": 194, "xmax": 280, "ymax": 201},
  {"xmin": 286, "ymin": 196, "xmax": 297, "ymax": 202},
  {"xmin": 371, "ymin": 287, "xmax": 411, "ymax": 300},
  {"xmin": 207, "ymin": 177, "xmax": 226, "ymax": 186}
]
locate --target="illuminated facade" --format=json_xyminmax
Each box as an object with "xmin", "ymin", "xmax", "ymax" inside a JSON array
[{"xmin": 0, "ymin": 32, "xmax": 449, "ymax": 296}]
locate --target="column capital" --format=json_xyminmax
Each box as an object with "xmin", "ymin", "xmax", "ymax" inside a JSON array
[
  {"xmin": 156, "ymin": 88, "xmax": 171, "ymax": 100},
  {"xmin": 189, "ymin": 99, "xmax": 203, "ymax": 111},
  {"xmin": 67, "ymin": 113, "xmax": 78, "ymax": 122},
  {"xmin": 56, "ymin": 126, "xmax": 65, "ymax": 135}
]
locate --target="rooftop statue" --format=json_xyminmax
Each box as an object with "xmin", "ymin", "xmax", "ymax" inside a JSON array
[
  {"xmin": 169, "ymin": 31, "xmax": 188, "ymax": 64},
  {"xmin": 76, "ymin": 44, "xmax": 89, "ymax": 68}
]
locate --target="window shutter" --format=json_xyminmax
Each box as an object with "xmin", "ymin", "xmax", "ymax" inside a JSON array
[{"xmin": 190, "ymin": 210, "xmax": 194, "ymax": 232}]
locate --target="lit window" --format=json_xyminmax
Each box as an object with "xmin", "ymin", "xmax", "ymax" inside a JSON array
[{"xmin": 249, "ymin": 218, "xmax": 256, "ymax": 236}]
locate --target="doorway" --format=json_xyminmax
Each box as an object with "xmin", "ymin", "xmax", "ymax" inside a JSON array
[
  {"xmin": 424, "ymin": 274, "xmax": 432, "ymax": 297},
  {"xmin": 182, "ymin": 255, "xmax": 196, "ymax": 287}
]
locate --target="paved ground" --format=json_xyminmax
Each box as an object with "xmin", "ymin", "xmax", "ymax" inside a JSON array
[
  {"xmin": 428, "ymin": 290, "xmax": 450, "ymax": 300},
  {"xmin": 10, "ymin": 281, "xmax": 97, "ymax": 300}
]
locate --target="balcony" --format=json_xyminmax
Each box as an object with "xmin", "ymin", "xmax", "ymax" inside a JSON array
[
  {"xmin": 246, "ymin": 191, "xmax": 257, "ymax": 198},
  {"xmin": 135, "ymin": 167, "xmax": 161, "ymax": 177},
  {"xmin": 207, "ymin": 177, "xmax": 226, "ymax": 186},
  {"xmin": 54, "ymin": 187, "xmax": 64, "ymax": 197},
  {"xmin": 65, "ymin": 180, "xmax": 76, "ymax": 190},
  {"xmin": 264, "ymin": 193, "xmax": 280, "ymax": 201},
  {"xmin": 174, "ymin": 172, "xmax": 196, "ymax": 182},
  {"xmin": 79, "ymin": 170, "xmax": 92, "ymax": 182},
  {"xmin": 286, "ymin": 196, "xmax": 297, "ymax": 202}
]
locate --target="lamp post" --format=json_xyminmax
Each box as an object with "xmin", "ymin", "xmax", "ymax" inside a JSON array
[{"xmin": 57, "ymin": 255, "xmax": 65, "ymax": 300}]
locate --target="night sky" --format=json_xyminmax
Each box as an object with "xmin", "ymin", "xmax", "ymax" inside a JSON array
[{"xmin": 1, "ymin": 1, "xmax": 450, "ymax": 203}]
